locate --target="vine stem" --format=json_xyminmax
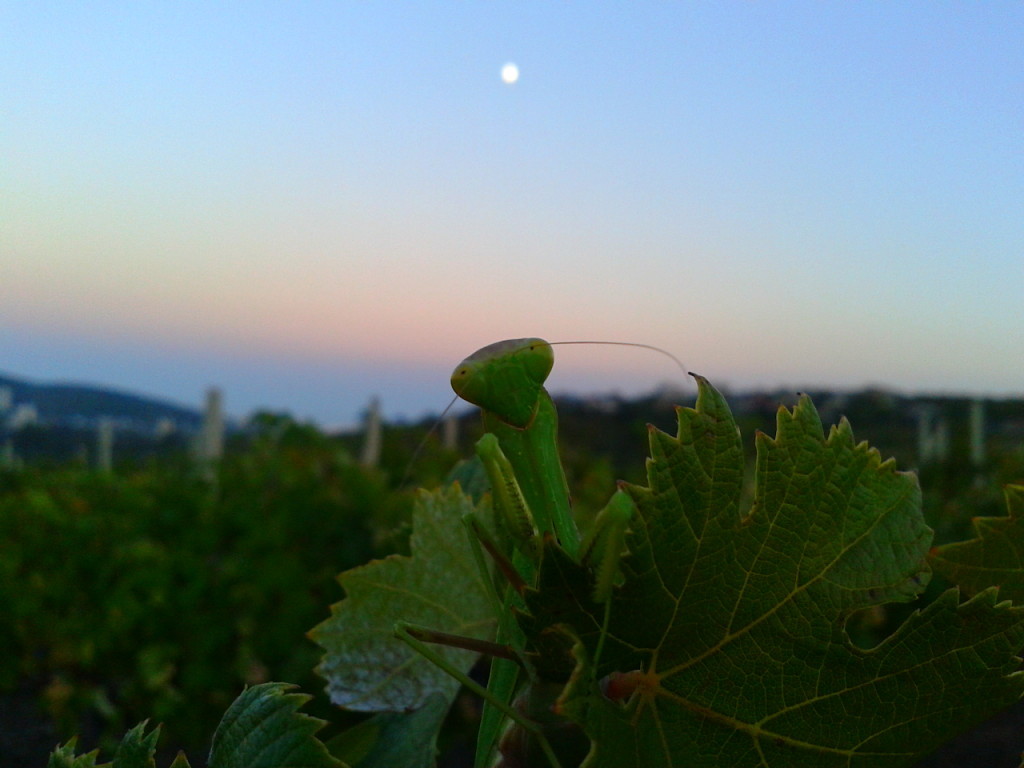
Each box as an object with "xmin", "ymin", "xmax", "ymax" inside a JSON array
[{"xmin": 394, "ymin": 622, "xmax": 564, "ymax": 768}]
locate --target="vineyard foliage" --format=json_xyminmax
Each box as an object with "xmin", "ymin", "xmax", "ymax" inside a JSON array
[
  {"xmin": 2, "ymin": 383, "xmax": 1024, "ymax": 766},
  {"xmin": 0, "ymin": 415, "xmax": 420, "ymax": 759},
  {"xmin": 930, "ymin": 484, "xmax": 1024, "ymax": 601},
  {"xmin": 47, "ymin": 683, "xmax": 342, "ymax": 768}
]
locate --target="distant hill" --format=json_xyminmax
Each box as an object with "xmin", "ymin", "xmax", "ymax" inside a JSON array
[{"xmin": 0, "ymin": 371, "xmax": 203, "ymax": 432}]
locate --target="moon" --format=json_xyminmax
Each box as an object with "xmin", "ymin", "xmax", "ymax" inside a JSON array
[{"xmin": 501, "ymin": 63, "xmax": 519, "ymax": 85}]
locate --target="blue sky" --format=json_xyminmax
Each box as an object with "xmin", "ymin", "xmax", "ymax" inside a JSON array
[{"xmin": 2, "ymin": 3, "xmax": 1022, "ymax": 427}]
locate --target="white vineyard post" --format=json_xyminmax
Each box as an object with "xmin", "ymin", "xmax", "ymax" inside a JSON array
[
  {"xmin": 96, "ymin": 418, "xmax": 114, "ymax": 473},
  {"xmin": 969, "ymin": 399, "xmax": 986, "ymax": 470},
  {"xmin": 915, "ymin": 406, "xmax": 949, "ymax": 466},
  {"xmin": 198, "ymin": 387, "xmax": 225, "ymax": 480},
  {"xmin": 360, "ymin": 396, "xmax": 382, "ymax": 468}
]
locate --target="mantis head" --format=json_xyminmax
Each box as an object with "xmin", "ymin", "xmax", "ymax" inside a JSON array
[{"xmin": 450, "ymin": 338, "xmax": 554, "ymax": 429}]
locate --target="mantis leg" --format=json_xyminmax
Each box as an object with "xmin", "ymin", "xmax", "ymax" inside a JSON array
[
  {"xmin": 475, "ymin": 432, "xmax": 541, "ymax": 567},
  {"xmin": 581, "ymin": 488, "xmax": 636, "ymax": 604},
  {"xmin": 581, "ymin": 489, "xmax": 636, "ymax": 676}
]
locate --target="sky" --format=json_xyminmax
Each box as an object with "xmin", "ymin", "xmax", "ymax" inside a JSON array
[{"xmin": 2, "ymin": 3, "xmax": 1022, "ymax": 428}]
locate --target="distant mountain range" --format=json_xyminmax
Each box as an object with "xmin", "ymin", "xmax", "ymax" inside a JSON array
[{"xmin": 0, "ymin": 371, "xmax": 203, "ymax": 432}]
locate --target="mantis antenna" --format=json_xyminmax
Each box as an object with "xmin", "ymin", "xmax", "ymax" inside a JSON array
[
  {"xmin": 547, "ymin": 340, "xmax": 689, "ymax": 380},
  {"xmin": 397, "ymin": 393, "xmax": 460, "ymax": 491}
]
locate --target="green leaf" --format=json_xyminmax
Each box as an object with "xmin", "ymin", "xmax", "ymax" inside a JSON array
[
  {"xmin": 929, "ymin": 485, "xmax": 1024, "ymax": 600},
  {"xmin": 47, "ymin": 686, "xmax": 336, "ymax": 768},
  {"xmin": 532, "ymin": 377, "xmax": 1024, "ymax": 767},
  {"xmin": 444, "ymin": 457, "xmax": 490, "ymax": 503},
  {"xmin": 48, "ymin": 723, "xmax": 165, "ymax": 768},
  {"xmin": 311, "ymin": 484, "xmax": 496, "ymax": 712},
  {"xmin": 208, "ymin": 682, "xmax": 344, "ymax": 768},
  {"xmin": 325, "ymin": 692, "xmax": 449, "ymax": 768},
  {"xmin": 49, "ymin": 738, "xmax": 102, "ymax": 768},
  {"xmin": 113, "ymin": 722, "xmax": 161, "ymax": 768}
]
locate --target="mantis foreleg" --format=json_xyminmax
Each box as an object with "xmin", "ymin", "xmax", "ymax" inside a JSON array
[
  {"xmin": 476, "ymin": 432, "xmax": 541, "ymax": 565},
  {"xmin": 580, "ymin": 488, "xmax": 637, "ymax": 677}
]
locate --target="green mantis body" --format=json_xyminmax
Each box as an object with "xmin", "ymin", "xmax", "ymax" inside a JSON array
[
  {"xmin": 394, "ymin": 338, "xmax": 655, "ymax": 767},
  {"xmin": 444, "ymin": 339, "xmax": 639, "ymax": 767},
  {"xmin": 451, "ymin": 339, "xmax": 580, "ymax": 560}
]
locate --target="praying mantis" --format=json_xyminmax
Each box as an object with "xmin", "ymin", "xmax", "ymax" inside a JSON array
[{"xmin": 395, "ymin": 338, "xmax": 686, "ymax": 768}]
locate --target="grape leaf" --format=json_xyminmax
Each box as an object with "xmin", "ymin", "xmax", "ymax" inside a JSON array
[
  {"xmin": 930, "ymin": 485, "xmax": 1024, "ymax": 600},
  {"xmin": 49, "ymin": 684, "xmax": 342, "ymax": 768},
  {"xmin": 528, "ymin": 377, "xmax": 1024, "ymax": 767},
  {"xmin": 113, "ymin": 722, "xmax": 161, "ymax": 768},
  {"xmin": 310, "ymin": 484, "xmax": 496, "ymax": 711},
  {"xmin": 325, "ymin": 692, "xmax": 449, "ymax": 768},
  {"xmin": 207, "ymin": 682, "xmax": 343, "ymax": 768},
  {"xmin": 49, "ymin": 723, "xmax": 162, "ymax": 768},
  {"xmin": 49, "ymin": 738, "xmax": 103, "ymax": 768}
]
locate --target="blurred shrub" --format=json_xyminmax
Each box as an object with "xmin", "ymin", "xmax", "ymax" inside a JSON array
[{"xmin": 0, "ymin": 416, "xmax": 412, "ymax": 756}]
